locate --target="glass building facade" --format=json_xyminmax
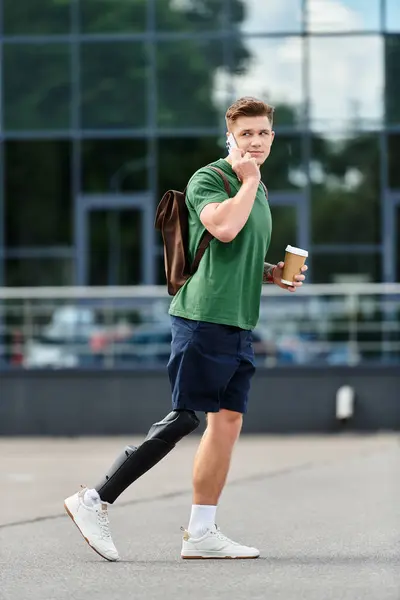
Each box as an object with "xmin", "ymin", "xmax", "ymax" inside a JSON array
[{"xmin": 0, "ymin": 0, "xmax": 399, "ymax": 287}]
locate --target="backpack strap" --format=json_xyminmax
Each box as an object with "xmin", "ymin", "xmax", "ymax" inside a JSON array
[
  {"xmin": 206, "ymin": 166, "xmax": 232, "ymax": 196},
  {"xmin": 190, "ymin": 230, "xmax": 214, "ymax": 275}
]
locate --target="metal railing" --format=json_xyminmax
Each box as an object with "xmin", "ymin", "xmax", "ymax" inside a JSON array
[{"xmin": 0, "ymin": 283, "xmax": 399, "ymax": 369}]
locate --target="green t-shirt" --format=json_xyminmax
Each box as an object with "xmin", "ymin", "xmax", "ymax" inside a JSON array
[{"xmin": 168, "ymin": 158, "xmax": 272, "ymax": 330}]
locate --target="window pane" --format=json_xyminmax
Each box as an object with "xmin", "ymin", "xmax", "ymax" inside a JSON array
[
  {"xmin": 82, "ymin": 140, "xmax": 149, "ymax": 287},
  {"xmin": 240, "ymin": 0, "xmax": 302, "ymax": 33},
  {"xmin": 80, "ymin": 0, "xmax": 147, "ymax": 33},
  {"xmin": 3, "ymin": 44, "xmax": 71, "ymax": 131},
  {"xmin": 5, "ymin": 258, "xmax": 74, "ymax": 286},
  {"xmin": 157, "ymin": 40, "xmax": 225, "ymax": 128},
  {"xmin": 81, "ymin": 43, "xmax": 148, "ymax": 129},
  {"xmin": 310, "ymin": 36, "xmax": 383, "ymax": 131},
  {"xmin": 386, "ymin": 0, "xmax": 400, "ymax": 32},
  {"xmin": 158, "ymin": 136, "xmax": 222, "ymax": 194},
  {"xmin": 232, "ymin": 37, "xmax": 304, "ymax": 126},
  {"xmin": 3, "ymin": 0, "xmax": 71, "ymax": 34},
  {"xmin": 388, "ymin": 134, "xmax": 400, "ymax": 189},
  {"xmin": 261, "ymin": 135, "xmax": 304, "ymax": 190},
  {"xmin": 82, "ymin": 139, "xmax": 149, "ymax": 192},
  {"xmin": 385, "ymin": 35, "xmax": 400, "ymax": 125},
  {"xmin": 155, "ymin": 0, "xmax": 226, "ymax": 31},
  {"xmin": 265, "ymin": 207, "xmax": 297, "ymax": 265},
  {"xmin": 88, "ymin": 210, "xmax": 142, "ymax": 286},
  {"xmin": 311, "ymin": 133, "xmax": 381, "ymax": 244},
  {"xmin": 306, "ymin": 0, "xmax": 380, "ymax": 32},
  {"xmin": 5, "ymin": 141, "xmax": 72, "ymax": 246},
  {"xmin": 312, "ymin": 253, "xmax": 380, "ymax": 284}
]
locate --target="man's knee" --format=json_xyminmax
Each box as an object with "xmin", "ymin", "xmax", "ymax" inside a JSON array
[
  {"xmin": 144, "ymin": 409, "xmax": 200, "ymax": 444},
  {"xmin": 207, "ymin": 409, "xmax": 243, "ymax": 437}
]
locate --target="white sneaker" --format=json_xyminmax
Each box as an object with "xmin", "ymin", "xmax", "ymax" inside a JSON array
[
  {"xmin": 181, "ymin": 525, "xmax": 260, "ymax": 559},
  {"xmin": 64, "ymin": 487, "xmax": 120, "ymax": 562}
]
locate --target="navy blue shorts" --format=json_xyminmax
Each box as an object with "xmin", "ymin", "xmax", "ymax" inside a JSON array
[{"xmin": 167, "ymin": 316, "xmax": 256, "ymax": 414}]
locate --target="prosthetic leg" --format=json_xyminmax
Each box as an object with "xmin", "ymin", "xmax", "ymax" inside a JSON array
[{"xmin": 95, "ymin": 410, "xmax": 200, "ymax": 504}]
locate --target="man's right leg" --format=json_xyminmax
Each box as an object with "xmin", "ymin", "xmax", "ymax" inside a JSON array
[
  {"xmin": 192, "ymin": 409, "xmax": 243, "ymax": 507},
  {"xmin": 181, "ymin": 408, "xmax": 259, "ymax": 559},
  {"xmin": 64, "ymin": 409, "xmax": 199, "ymax": 561},
  {"xmin": 179, "ymin": 329, "xmax": 259, "ymax": 559}
]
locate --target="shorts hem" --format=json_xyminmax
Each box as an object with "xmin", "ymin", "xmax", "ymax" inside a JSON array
[{"xmin": 172, "ymin": 400, "xmax": 247, "ymax": 414}]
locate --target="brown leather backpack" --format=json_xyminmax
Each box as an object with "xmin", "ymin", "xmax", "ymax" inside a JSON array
[{"xmin": 155, "ymin": 166, "xmax": 231, "ymax": 296}]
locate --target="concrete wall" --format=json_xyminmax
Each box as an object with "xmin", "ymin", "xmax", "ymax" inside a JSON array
[{"xmin": 0, "ymin": 367, "xmax": 399, "ymax": 436}]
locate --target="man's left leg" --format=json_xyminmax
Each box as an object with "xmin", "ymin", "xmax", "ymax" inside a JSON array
[{"xmin": 64, "ymin": 409, "xmax": 199, "ymax": 561}]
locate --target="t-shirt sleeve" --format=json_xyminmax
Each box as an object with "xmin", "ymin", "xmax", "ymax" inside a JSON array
[{"xmin": 186, "ymin": 168, "xmax": 229, "ymax": 219}]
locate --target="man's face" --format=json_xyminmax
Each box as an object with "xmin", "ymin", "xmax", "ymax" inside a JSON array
[{"xmin": 228, "ymin": 115, "xmax": 275, "ymax": 166}]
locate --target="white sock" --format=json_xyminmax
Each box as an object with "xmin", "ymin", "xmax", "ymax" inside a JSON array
[
  {"xmin": 188, "ymin": 505, "xmax": 217, "ymax": 538},
  {"xmin": 83, "ymin": 488, "xmax": 101, "ymax": 507}
]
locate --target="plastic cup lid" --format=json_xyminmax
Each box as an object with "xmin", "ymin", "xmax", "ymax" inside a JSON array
[{"xmin": 285, "ymin": 245, "xmax": 308, "ymax": 257}]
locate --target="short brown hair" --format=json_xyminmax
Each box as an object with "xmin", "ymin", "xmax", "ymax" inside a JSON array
[{"xmin": 225, "ymin": 97, "xmax": 274, "ymax": 129}]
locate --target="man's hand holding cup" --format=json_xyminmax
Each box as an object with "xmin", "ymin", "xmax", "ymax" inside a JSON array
[{"xmin": 272, "ymin": 245, "xmax": 308, "ymax": 293}]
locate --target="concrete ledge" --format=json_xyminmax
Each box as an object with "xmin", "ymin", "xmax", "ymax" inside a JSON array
[{"xmin": 1, "ymin": 367, "xmax": 399, "ymax": 435}]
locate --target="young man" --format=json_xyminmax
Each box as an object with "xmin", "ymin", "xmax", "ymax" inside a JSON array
[{"xmin": 64, "ymin": 97, "xmax": 307, "ymax": 561}]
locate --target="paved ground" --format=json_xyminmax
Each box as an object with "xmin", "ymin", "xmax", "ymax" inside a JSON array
[{"xmin": 1, "ymin": 434, "xmax": 399, "ymax": 600}]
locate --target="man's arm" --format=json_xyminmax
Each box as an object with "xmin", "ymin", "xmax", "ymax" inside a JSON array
[
  {"xmin": 200, "ymin": 148, "xmax": 261, "ymax": 243},
  {"xmin": 200, "ymin": 178, "xmax": 259, "ymax": 243}
]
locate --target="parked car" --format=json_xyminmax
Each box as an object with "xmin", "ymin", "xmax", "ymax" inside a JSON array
[{"xmin": 23, "ymin": 305, "xmax": 107, "ymax": 368}]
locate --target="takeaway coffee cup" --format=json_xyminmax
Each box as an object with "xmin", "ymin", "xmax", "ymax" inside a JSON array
[{"xmin": 281, "ymin": 245, "xmax": 308, "ymax": 286}]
